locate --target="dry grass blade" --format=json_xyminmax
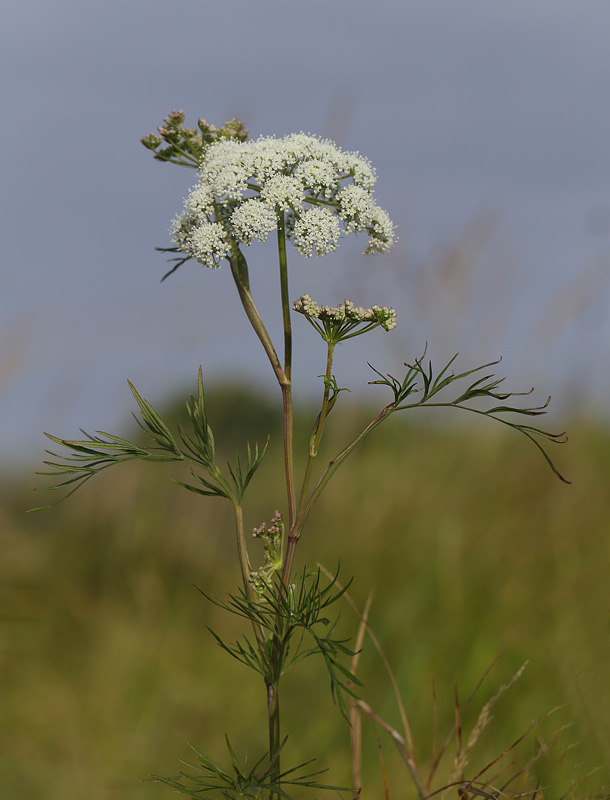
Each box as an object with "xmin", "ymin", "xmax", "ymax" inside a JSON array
[
  {"xmin": 349, "ymin": 591, "xmax": 372, "ymax": 799},
  {"xmin": 498, "ymin": 720, "xmax": 570, "ymax": 796},
  {"xmin": 356, "ymin": 699, "xmax": 427, "ymax": 800},
  {"xmin": 371, "ymin": 720, "xmax": 391, "ymax": 800},
  {"xmin": 468, "ymin": 716, "xmax": 545, "ymax": 790},
  {"xmin": 456, "ymin": 685, "xmax": 464, "ymax": 774},
  {"xmin": 450, "ymin": 664, "xmax": 529, "ymax": 789},
  {"xmin": 429, "ymin": 654, "xmax": 505, "ymax": 786},
  {"xmin": 317, "ymin": 563, "xmax": 416, "ymax": 761},
  {"xmin": 449, "ymin": 664, "xmax": 531, "ymax": 793}
]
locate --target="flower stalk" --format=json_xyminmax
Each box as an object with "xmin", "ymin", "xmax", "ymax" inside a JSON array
[
  {"xmin": 297, "ymin": 341, "xmax": 336, "ymax": 514},
  {"xmin": 276, "ymin": 210, "xmax": 296, "ymax": 529},
  {"xmin": 33, "ymin": 112, "xmax": 570, "ymax": 800}
]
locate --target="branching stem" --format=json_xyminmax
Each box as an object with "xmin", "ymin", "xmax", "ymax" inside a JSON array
[
  {"xmin": 283, "ymin": 404, "xmax": 395, "ymax": 582},
  {"xmin": 228, "ymin": 222, "xmax": 296, "ymax": 796}
]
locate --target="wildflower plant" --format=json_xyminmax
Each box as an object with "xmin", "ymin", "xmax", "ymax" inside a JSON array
[{"xmin": 36, "ymin": 111, "xmax": 570, "ymax": 800}]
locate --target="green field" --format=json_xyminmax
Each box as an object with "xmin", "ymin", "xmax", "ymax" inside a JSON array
[{"xmin": 2, "ymin": 388, "xmax": 609, "ymax": 800}]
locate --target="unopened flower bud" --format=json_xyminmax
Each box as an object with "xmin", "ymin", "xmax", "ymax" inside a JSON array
[
  {"xmin": 165, "ymin": 109, "xmax": 185, "ymax": 127},
  {"xmin": 198, "ymin": 118, "xmax": 217, "ymax": 135},
  {"xmin": 140, "ymin": 133, "xmax": 162, "ymax": 150}
]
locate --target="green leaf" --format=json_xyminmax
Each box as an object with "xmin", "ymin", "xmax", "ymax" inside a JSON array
[
  {"xmin": 369, "ymin": 352, "xmax": 569, "ymax": 483},
  {"xmin": 32, "ymin": 368, "xmax": 240, "ymax": 507},
  {"xmin": 172, "ymin": 476, "xmax": 230, "ymax": 500},
  {"xmin": 148, "ymin": 736, "xmax": 347, "ymax": 799}
]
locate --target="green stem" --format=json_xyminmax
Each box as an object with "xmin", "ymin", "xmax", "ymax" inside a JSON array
[
  {"xmin": 276, "ymin": 210, "xmax": 292, "ymax": 383},
  {"xmin": 297, "ymin": 342, "xmax": 335, "ymax": 512},
  {"xmin": 306, "ymin": 405, "xmax": 393, "ymax": 512},
  {"xmin": 262, "ymin": 212, "xmax": 296, "ymax": 800},
  {"xmin": 236, "ymin": 503, "xmax": 277, "ymax": 795},
  {"xmin": 283, "ymin": 404, "xmax": 395, "ymax": 582},
  {"xmin": 234, "ymin": 504, "xmax": 253, "ymax": 595},
  {"xmin": 227, "ymin": 237, "xmax": 297, "ymax": 530},
  {"xmin": 276, "ymin": 211, "xmax": 296, "ymax": 531},
  {"xmin": 227, "ymin": 241, "xmax": 285, "ymax": 386},
  {"xmin": 226, "ymin": 231, "xmax": 290, "ymax": 798},
  {"xmin": 266, "ymin": 681, "xmax": 281, "ymax": 794},
  {"xmin": 234, "ymin": 504, "xmax": 266, "ymax": 652}
]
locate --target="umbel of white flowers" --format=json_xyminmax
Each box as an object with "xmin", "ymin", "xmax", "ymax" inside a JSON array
[{"xmin": 171, "ymin": 133, "xmax": 396, "ymax": 267}]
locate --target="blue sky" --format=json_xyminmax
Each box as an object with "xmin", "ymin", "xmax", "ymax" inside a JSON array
[{"xmin": 2, "ymin": 0, "xmax": 610, "ymax": 464}]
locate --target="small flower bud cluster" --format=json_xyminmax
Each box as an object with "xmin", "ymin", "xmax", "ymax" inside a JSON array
[
  {"xmin": 141, "ymin": 111, "xmax": 249, "ymax": 166},
  {"xmin": 252, "ymin": 509, "xmax": 283, "ymax": 540},
  {"xmin": 293, "ymin": 294, "xmax": 397, "ymax": 333},
  {"xmin": 171, "ymin": 133, "xmax": 396, "ymax": 268},
  {"xmin": 250, "ymin": 511, "xmax": 283, "ymax": 596}
]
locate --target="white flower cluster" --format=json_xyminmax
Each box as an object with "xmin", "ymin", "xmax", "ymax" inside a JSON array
[
  {"xmin": 293, "ymin": 294, "xmax": 397, "ymax": 332},
  {"xmin": 171, "ymin": 133, "xmax": 396, "ymax": 268}
]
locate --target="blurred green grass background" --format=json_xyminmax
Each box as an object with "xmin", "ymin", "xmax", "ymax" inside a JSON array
[{"xmin": 2, "ymin": 385, "xmax": 609, "ymax": 800}]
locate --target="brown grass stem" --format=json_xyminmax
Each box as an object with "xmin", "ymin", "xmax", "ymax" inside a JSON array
[
  {"xmin": 357, "ymin": 699, "xmax": 427, "ymax": 800},
  {"xmin": 318, "ymin": 563, "xmax": 417, "ymax": 764}
]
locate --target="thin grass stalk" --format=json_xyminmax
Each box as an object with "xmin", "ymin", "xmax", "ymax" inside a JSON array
[
  {"xmin": 468, "ymin": 717, "xmax": 540, "ymax": 789},
  {"xmin": 318, "ymin": 563, "xmax": 417, "ymax": 764},
  {"xmin": 372, "ymin": 722, "xmax": 391, "ymax": 800},
  {"xmin": 429, "ymin": 655, "xmax": 504, "ymax": 787},
  {"xmin": 356, "ymin": 699, "xmax": 427, "ymax": 800}
]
